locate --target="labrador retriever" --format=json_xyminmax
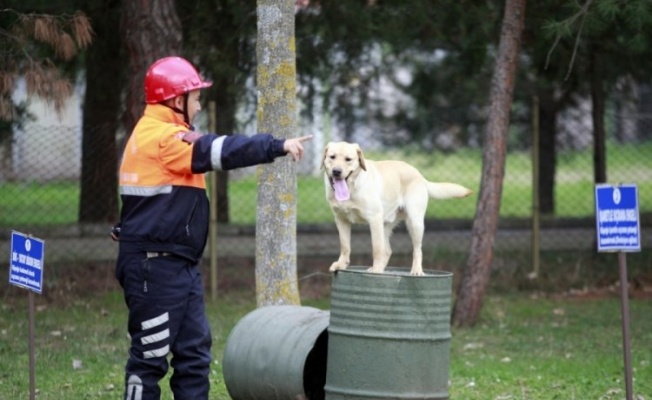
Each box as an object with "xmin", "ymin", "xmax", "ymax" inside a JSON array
[{"xmin": 322, "ymin": 141, "xmax": 472, "ymax": 276}]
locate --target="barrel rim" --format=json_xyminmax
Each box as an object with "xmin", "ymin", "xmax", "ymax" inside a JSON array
[{"xmin": 337, "ymin": 266, "xmax": 453, "ymax": 278}]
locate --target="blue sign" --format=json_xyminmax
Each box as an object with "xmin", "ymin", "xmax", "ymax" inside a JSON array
[
  {"xmin": 8, "ymin": 231, "xmax": 45, "ymax": 293},
  {"xmin": 595, "ymin": 184, "xmax": 641, "ymax": 252}
]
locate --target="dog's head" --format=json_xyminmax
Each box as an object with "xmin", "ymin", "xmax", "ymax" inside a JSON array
[{"xmin": 321, "ymin": 141, "xmax": 366, "ymax": 201}]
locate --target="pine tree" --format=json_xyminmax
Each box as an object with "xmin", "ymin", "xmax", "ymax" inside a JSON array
[{"xmin": 0, "ymin": 9, "xmax": 92, "ymax": 121}]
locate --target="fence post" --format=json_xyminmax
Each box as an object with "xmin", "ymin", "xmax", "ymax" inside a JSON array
[
  {"xmin": 529, "ymin": 95, "xmax": 540, "ymax": 279},
  {"xmin": 208, "ymin": 101, "xmax": 219, "ymax": 301}
]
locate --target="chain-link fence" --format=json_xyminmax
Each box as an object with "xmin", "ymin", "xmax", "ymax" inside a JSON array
[{"xmin": 1, "ymin": 101, "xmax": 651, "ymax": 287}]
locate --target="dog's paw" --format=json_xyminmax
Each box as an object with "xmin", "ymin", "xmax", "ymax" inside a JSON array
[
  {"xmin": 329, "ymin": 262, "xmax": 348, "ymax": 272},
  {"xmin": 409, "ymin": 269, "xmax": 425, "ymax": 276},
  {"xmin": 366, "ymin": 267, "xmax": 385, "ymax": 274}
]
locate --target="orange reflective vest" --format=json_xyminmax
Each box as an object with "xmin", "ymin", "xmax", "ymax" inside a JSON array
[
  {"xmin": 117, "ymin": 104, "xmax": 286, "ymax": 262},
  {"xmin": 120, "ymin": 105, "xmax": 205, "ymax": 192}
]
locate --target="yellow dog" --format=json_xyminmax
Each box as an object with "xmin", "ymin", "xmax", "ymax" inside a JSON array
[{"xmin": 322, "ymin": 141, "xmax": 472, "ymax": 275}]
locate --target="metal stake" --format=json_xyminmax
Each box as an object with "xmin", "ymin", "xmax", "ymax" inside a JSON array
[
  {"xmin": 28, "ymin": 291, "xmax": 36, "ymax": 400},
  {"xmin": 618, "ymin": 251, "xmax": 633, "ymax": 400}
]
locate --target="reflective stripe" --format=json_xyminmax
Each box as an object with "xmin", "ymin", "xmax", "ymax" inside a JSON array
[
  {"xmin": 145, "ymin": 251, "xmax": 172, "ymax": 258},
  {"xmin": 120, "ymin": 185, "xmax": 172, "ymax": 196},
  {"xmin": 141, "ymin": 328, "xmax": 170, "ymax": 345},
  {"xmin": 139, "ymin": 313, "xmax": 170, "ymax": 358},
  {"xmin": 141, "ymin": 312, "xmax": 169, "ymax": 330},
  {"xmin": 143, "ymin": 344, "xmax": 170, "ymax": 359},
  {"xmin": 211, "ymin": 135, "xmax": 226, "ymax": 170},
  {"xmin": 126, "ymin": 375, "xmax": 143, "ymax": 400}
]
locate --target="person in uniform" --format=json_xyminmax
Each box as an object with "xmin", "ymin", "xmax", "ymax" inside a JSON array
[{"xmin": 113, "ymin": 56, "xmax": 311, "ymax": 400}]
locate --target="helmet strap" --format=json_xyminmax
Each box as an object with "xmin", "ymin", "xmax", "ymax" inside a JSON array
[
  {"xmin": 161, "ymin": 93, "xmax": 193, "ymax": 130},
  {"xmin": 182, "ymin": 93, "xmax": 191, "ymax": 128}
]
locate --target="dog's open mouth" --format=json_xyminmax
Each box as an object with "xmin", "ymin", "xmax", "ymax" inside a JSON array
[{"xmin": 329, "ymin": 175, "xmax": 351, "ymax": 202}]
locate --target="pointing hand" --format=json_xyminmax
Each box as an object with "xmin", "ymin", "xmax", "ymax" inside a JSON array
[{"xmin": 284, "ymin": 135, "xmax": 313, "ymax": 161}]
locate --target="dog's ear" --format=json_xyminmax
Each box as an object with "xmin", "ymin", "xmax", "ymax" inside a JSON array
[
  {"xmin": 356, "ymin": 144, "xmax": 366, "ymax": 171},
  {"xmin": 321, "ymin": 143, "xmax": 331, "ymax": 170}
]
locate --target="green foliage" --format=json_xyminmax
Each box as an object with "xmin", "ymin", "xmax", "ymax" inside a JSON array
[
  {"xmin": 177, "ymin": 0, "xmax": 257, "ymax": 127},
  {"xmin": 293, "ymin": 0, "xmax": 501, "ymax": 143},
  {"xmin": 538, "ymin": 0, "xmax": 652, "ymax": 79}
]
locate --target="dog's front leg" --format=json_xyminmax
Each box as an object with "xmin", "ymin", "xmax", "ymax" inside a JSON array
[
  {"xmin": 329, "ymin": 214, "xmax": 351, "ymax": 272},
  {"xmin": 367, "ymin": 216, "xmax": 388, "ymax": 274}
]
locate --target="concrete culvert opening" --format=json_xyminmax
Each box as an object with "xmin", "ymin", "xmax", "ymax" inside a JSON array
[
  {"xmin": 303, "ymin": 330, "xmax": 329, "ymax": 400},
  {"xmin": 223, "ymin": 305, "xmax": 330, "ymax": 400}
]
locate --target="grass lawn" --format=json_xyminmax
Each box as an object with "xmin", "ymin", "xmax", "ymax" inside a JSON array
[
  {"xmin": 449, "ymin": 294, "xmax": 652, "ymax": 399},
  {"xmin": 1, "ymin": 279, "xmax": 650, "ymax": 399}
]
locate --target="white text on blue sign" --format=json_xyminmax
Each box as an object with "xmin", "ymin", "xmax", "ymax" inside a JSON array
[
  {"xmin": 595, "ymin": 185, "xmax": 641, "ymax": 252},
  {"xmin": 8, "ymin": 231, "xmax": 45, "ymax": 293}
]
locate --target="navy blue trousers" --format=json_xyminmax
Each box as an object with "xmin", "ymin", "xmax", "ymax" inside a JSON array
[{"xmin": 116, "ymin": 252, "xmax": 211, "ymax": 400}]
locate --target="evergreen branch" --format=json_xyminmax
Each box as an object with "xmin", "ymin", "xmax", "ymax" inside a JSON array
[
  {"xmin": 564, "ymin": 6, "xmax": 588, "ymax": 81},
  {"xmin": 545, "ymin": 0, "xmax": 595, "ymax": 78}
]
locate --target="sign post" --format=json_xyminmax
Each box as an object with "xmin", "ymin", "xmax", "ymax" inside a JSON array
[
  {"xmin": 595, "ymin": 184, "xmax": 640, "ymax": 400},
  {"xmin": 8, "ymin": 231, "xmax": 45, "ymax": 400}
]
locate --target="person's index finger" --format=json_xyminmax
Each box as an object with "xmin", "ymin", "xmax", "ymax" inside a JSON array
[{"xmin": 297, "ymin": 135, "xmax": 314, "ymax": 142}]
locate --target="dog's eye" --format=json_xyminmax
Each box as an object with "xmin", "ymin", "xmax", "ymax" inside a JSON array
[
  {"xmin": 329, "ymin": 155, "xmax": 335, "ymax": 160},
  {"xmin": 345, "ymin": 157, "xmax": 352, "ymax": 162}
]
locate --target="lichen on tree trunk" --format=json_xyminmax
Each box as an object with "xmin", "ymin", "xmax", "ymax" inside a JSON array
[{"xmin": 255, "ymin": 0, "xmax": 301, "ymax": 306}]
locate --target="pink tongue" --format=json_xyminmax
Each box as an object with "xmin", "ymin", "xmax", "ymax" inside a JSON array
[{"xmin": 333, "ymin": 179, "xmax": 350, "ymax": 201}]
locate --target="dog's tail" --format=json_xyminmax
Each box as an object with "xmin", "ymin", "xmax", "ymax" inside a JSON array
[{"xmin": 426, "ymin": 182, "xmax": 473, "ymax": 199}]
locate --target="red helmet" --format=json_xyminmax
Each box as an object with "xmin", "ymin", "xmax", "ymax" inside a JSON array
[{"xmin": 144, "ymin": 57, "xmax": 212, "ymax": 104}]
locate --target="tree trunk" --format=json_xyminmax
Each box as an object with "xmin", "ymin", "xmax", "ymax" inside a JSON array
[
  {"xmin": 537, "ymin": 87, "xmax": 557, "ymax": 214},
  {"xmin": 213, "ymin": 75, "xmax": 237, "ymax": 223},
  {"xmin": 591, "ymin": 51, "xmax": 607, "ymax": 184},
  {"xmin": 0, "ymin": 126, "xmax": 14, "ymax": 181},
  {"xmin": 177, "ymin": 1, "xmax": 258, "ymax": 224},
  {"xmin": 120, "ymin": 0, "xmax": 182, "ymax": 136},
  {"xmin": 255, "ymin": 0, "xmax": 300, "ymax": 306},
  {"xmin": 636, "ymin": 83, "xmax": 652, "ymax": 141},
  {"xmin": 79, "ymin": 0, "xmax": 122, "ymax": 223},
  {"xmin": 452, "ymin": 0, "xmax": 526, "ymax": 328}
]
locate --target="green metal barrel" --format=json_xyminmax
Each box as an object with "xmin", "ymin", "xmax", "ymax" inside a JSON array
[
  {"xmin": 325, "ymin": 267, "xmax": 452, "ymax": 400},
  {"xmin": 223, "ymin": 305, "xmax": 330, "ymax": 400}
]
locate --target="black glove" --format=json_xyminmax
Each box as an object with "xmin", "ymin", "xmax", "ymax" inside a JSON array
[{"xmin": 110, "ymin": 224, "xmax": 121, "ymax": 242}]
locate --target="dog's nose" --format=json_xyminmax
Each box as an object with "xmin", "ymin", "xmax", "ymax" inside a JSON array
[{"xmin": 332, "ymin": 168, "xmax": 342, "ymax": 178}]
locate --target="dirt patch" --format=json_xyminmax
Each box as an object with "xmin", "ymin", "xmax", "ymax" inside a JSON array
[
  {"xmin": 552, "ymin": 283, "xmax": 652, "ymax": 300},
  {"xmin": 2, "ymin": 253, "xmax": 650, "ymax": 305}
]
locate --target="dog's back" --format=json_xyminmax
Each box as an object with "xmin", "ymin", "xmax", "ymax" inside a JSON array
[{"xmin": 373, "ymin": 160, "xmax": 471, "ymax": 200}]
